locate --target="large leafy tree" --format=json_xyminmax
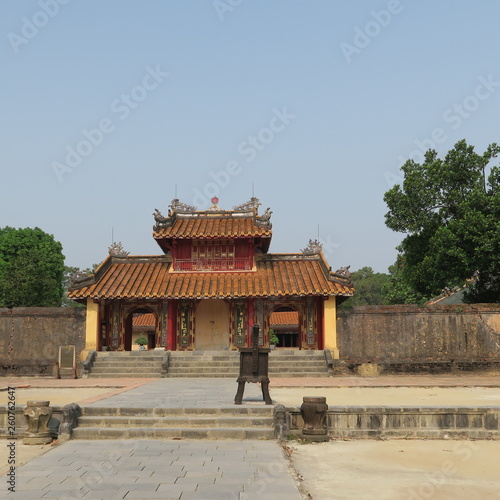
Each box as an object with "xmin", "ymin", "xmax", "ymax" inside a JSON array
[
  {"xmin": 384, "ymin": 140, "xmax": 500, "ymax": 303},
  {"xmin": 339, "ymin": 266, "xmax": 391, "ymax": 307},
  {"xmin": 0, "ymin": 227, "xmax": 65, "ymax": 307}
]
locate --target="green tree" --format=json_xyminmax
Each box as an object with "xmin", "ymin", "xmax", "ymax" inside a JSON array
[
  {"xmin": 61, "ymin": 263, "xmax": 99, "ymax": 307},
  {"xmin": 382, "ymin": 258, "xmax": 426, "ymax": 305},
  {"xmin": 339, "ymin": 266, "xmax": 391, "ymax": 307},
  {"xmin": 0, "ymin": 227, "xmax": 65, "ymax": 307},
  {"xmin": 384, "ymin": 140, "xmax": 500, "ymax": 303}
]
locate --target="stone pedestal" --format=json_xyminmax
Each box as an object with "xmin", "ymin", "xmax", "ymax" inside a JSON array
[
  {"xmin": 23, "ymin": 400, "xmax": 53, "ymax": 445},
  {"xmin": 300, "ymin": 396, "xmax": 329, "ymax": 442}
]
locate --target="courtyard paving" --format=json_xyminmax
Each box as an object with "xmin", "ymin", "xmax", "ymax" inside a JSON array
[{"xmin": 2, "ymin": 375, "xmax": 500, "ymax": 499}]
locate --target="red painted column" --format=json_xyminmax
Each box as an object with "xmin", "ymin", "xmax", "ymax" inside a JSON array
[
  {"xmin": 167, "ymin": 300, "xmax": 176, "ymax": 351},
  {"xmin": 247, "ymin": 298, "xmax": 254, "ymax": 347}
]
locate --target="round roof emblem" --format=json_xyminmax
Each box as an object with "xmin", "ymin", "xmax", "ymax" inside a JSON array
[{"xmin": 211, "ymin": 197, "xmax": 219, "ymax": 204}]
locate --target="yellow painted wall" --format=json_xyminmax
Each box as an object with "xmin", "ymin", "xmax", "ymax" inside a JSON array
[
  {"xmin": 82, "ymin": 299, "xmax": 99, "ymax": 359},
  {"xmin": 323, "ymin": 297, "xmax": 339, "ymax": 357}
]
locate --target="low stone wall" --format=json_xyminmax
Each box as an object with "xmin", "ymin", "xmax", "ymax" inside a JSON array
[
  {"xmin": 0, "ymin": 308, "xmax": 86, "ymax": 377},
  {"xmin": 287, "ymin": 406, "xmax": 500, "ymax": 440},
  {"xmin": 337, "ymin": 304, "xmax": 500, "ymax": 373}
]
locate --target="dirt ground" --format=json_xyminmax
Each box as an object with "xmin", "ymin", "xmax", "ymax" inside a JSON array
[
  {"xmin": 288, "ymin": 439, "xmax": 500, "ymax": 500},
  {"xmin": 271, "ymin": 386, "xmax": 500, "ymax": 407}
]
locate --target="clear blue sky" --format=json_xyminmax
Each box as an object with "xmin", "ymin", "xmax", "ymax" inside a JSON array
[{"xmin": 2, "ymin": 0, "xmax": 499, "ymax": 273}]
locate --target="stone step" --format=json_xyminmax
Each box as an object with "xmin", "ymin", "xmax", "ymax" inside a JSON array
[
  {"xmin": 93, "ymin": 359, "xmax": 163, "ymax": 365},
  {"xmin": 81, "ymin": 406, "xmax": 273, "ymax": 417},
  {"xmin": 168, "ymin": 360, "xmax": 324, "ymax": 368},
  {"xmin": 78, "ymin": 415, "xmax": 273, "ymax": 428},
  {"xmin": 91, "ymin": 366, "xmax": 162, "ymax": 373},
  {"xmin": 72, "ymin": 426, "xmax": 274, "ymax": 440},
  {"xmin": 165, "ymin": 366, "xmax": 325, "ymax": 374},
  {"xmin": 166, "ymin": 373, "xmax": 238, "ymax": 378},
  {"xmin": 168, "ymin": 361, "xmax": 240, "ymax": 367},
  {"xmin": 89, "ymin": 373, "xmax": 161, "ymax": 378}
]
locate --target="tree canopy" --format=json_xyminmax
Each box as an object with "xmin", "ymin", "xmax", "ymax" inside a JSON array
[
  {"xmin": 339, "ymin": 266, "xmax": 391, "ymax": 307},
  {"xmin": 383, "ymin": 139, "xmax": 500, "ymax": 303},
  {"xmin": 0, "ymin": 227, "xmax": 65, "ymax": 307}
]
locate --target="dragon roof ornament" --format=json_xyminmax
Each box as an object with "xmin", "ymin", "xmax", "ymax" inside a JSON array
[
  {"xmin": 301, "ymin": 239, "xmax": 323, "ymax": 255},
  {"xmin": 169, "ymin": 198, "xmax": 197, "ymax": 214},
  {"xmin": 108, "ymin": 241, "xmax": 130, "ymax": 257},
  {"xmin": 233, "ymin": 197, "xmax": 262, "ymax": 213}
]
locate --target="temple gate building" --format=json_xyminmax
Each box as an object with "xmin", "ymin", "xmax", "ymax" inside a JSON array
[{"xmin": 68, "ymin": 197, "xmax": 354, "ymax": 359}]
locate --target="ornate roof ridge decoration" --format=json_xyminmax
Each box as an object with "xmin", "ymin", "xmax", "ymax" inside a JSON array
[
  {"xmin": 233, "ymin": 197, "xmax": 262, "ymax": 213},
  {"xmin": 108, "ymin": 241, "xmax": 130, "ymax": 257},
  {"xmin": 329, "ymin": 265, "xmax": 354, "ymax": 287},
  {"xmin": 69, "ymin": 270, "xmax": 93, "ymax": 289},
  {"xmin": 206, "ymin": 196, "xmax": 224, "ymax": 212},
  {"xmin": 256, "ymin": 253, "xmax": 320, "ymax": 261},
  {"xmin": 301, "ymin": 239, "xmax": 323, "ymax": 255},
  {"xmin": 153, "ymin": 197, "xmax": 273, "ymax": 233},
  {"xmin": 169, "ymin": 198, "xmax": 197, "ymax": 214},
  {"xmin": 255, "ymin": 207, "xmax": 272, "ymax": 228},
  {"xmin": 334, "ymin": 265, "xmax": 351, "ymax": 279}
]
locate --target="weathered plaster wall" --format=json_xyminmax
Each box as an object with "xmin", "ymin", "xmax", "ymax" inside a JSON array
[
  {"xmin": 0, "ymin": 308, "xmax": 86, "ymax": 377},
  {"xmin": 337, "ymin": 304, "xmax": 500, "ymax": 369}
]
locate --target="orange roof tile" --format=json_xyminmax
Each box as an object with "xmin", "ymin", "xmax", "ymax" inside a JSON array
[
  {"xmin": 153, "ymin": 216, "xmax": 271, "ymax": 239},
  {"xmin": 68, "ymin": 255, "xmax": 354, "ymax": 300},
  {"xmin": 270, "ymin": 311, "xmax": 299, "ymax": 326},
  {"xmin": 132, "ymin": 313, "xmax": 155, "ymax": 328}
]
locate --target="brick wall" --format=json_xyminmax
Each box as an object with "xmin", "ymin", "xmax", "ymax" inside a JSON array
[
  {"xmin": 0, "ymin": 308, "xmax": 86, "ymax": 377},
  {"xmin": 337, "ymin": 304, "xmax": 500, "ymax": 370}
]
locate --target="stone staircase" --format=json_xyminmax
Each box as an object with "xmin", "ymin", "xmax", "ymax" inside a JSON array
[
  {"xmin": 89, "ymin": 351, "xmax": 164, "ymax": 378},
  {"xmin": 72, "ymin": 406, "xmax": 274, "ymax": 440},
  {"xmin": 269, "ymin": 350, "xmax": 329, "ymax": 377},
  {"xmin": 86, "ymin": 350, "xmax": 329, "ymax": 378},
  {"xmin": 165, "ymin": 350, "xmax": 329, "ymax": 378},
  {"xmin": 166, "ymin": 351, "xmax": 240, "ymax": 378}
]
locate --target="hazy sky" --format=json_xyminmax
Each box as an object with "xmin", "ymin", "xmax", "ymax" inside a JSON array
[{"xmin": 2, "ymin": 1, "xmax": 499, "ymax": 273}]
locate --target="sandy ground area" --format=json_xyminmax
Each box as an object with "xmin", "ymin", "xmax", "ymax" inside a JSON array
[
  {"xmin": 271, "ymin": 386, "xmax": 500, "ymax": 408},
  {"xmin": 1, "ymin": 387, "xmax": 121, "ymax": 406},
  {"xmin": 288, "ymin": 439, "xmax": 500, "ymax": 500},
  {"xmin": 0, "ymin": 442, "xmax": 55, "ymax": 476}
]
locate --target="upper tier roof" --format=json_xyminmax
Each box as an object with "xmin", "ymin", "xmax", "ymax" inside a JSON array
[{"xmin": 152, "ymin": 197, "xmax": 272, "ymax": 242}]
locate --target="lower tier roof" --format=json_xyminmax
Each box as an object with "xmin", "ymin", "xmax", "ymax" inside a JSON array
[{"xmin": 68, "ymin": 254, "xmax": 354, "ymax": 300}]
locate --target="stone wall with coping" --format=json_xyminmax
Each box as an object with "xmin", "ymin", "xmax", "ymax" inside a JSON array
[
  {"xmin": 0, "ymin": 308, "xmax": 86, "ymax": 377},
  {"xmin": 337, "ymin": 304, "xmax": 500, "ymax": 372},
  {"xmin": 287, "ymin": 406, "xmax": 500, "ymax": 439}
]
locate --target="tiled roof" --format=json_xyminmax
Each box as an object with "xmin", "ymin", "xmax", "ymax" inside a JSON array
[
  {"xmin": 270, "ymin": 311, "xmax": 299, "ymax": 326},
  {"xmin": 153, "ymin": 217, "xmax": 271, "ymax": 239},
  {"xmin": 68, "ymin": 255, "xmax": 354, "ymax": 300},
  {"xmin": 132, "ymin": 313, "xmax": 155, "ymax": 328}
]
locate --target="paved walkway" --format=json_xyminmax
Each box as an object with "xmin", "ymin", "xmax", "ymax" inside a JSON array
[
  {"xmin": 85, "ymin": 379, "xmax": 268, "ymax": 408},
  {"xmin": 3, "ymin": 374, "xmax": 500, "ymax": 499},
  {"xmin": 11, "ymin": 440, "xmax": 301, "ymax": 500}
]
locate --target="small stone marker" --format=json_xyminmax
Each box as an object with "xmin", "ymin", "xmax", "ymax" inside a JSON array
[
  {"xmin": 58, "ymin": 345, "xmax": 76, "ymax": 379},
  {"xmin": 300, "ymin": 396, "xmax": 329, "ymax": 441},
  {"xmin": 23, "ymin": 400, "xmax": 53, "ymax": 445}
]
